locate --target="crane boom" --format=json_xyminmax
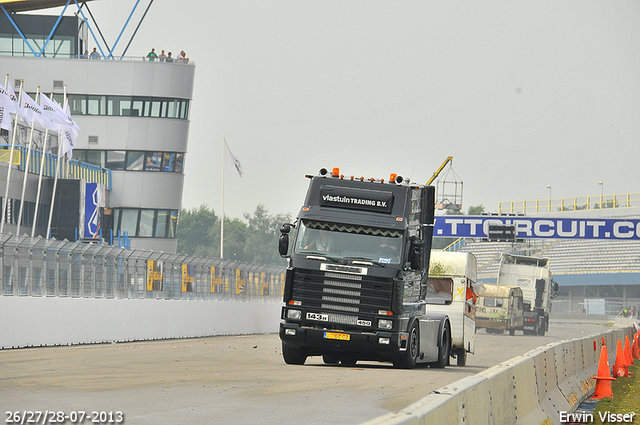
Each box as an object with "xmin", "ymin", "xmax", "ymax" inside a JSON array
[{"xmin": 427, "ymin": 156, "xmax": 453, "ymax": 185}]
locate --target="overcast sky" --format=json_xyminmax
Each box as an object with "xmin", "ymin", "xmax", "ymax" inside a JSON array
[{"xmin": 46, "ymin": 1, "xmax": 640, "ymax": 220}]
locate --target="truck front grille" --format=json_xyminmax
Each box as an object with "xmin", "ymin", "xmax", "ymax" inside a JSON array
[{"xmin": 292, "ymin": 268, "xmax": 393, "ymax": 315}]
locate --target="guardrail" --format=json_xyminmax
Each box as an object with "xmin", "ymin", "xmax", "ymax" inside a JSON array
[
  {"xmin": 363, "ymin": 326, "xmax": 636, "ymax": 425},
  {"xmin": 0, "ymin": 233, "xmax": 285, "ymax": 302},
  {"xmin": 498, "ymin": 193, "xmax": 640, "ymax": 214}
]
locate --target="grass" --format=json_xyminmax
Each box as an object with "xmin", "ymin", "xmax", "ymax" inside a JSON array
[{"xmin": 592, "ymin": 360, "xmax": 639, "ymax": 424}]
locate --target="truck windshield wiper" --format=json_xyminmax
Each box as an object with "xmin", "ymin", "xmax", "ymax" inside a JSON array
[
  {"xmin": 343, "ymin": 256, "xmax": 386, "ymax": 267},
  {"xmin": 303, "ymin": 252, "xmax": 344, "ymax": 263}
]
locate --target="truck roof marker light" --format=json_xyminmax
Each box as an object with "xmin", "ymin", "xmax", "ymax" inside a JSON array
[
  {"xmin": 381, "ymin": 179, "xmax": 385, "ymax": 183},
  {"xmin": 389, "ymin": 173, "xmax": 397, "ymax": 183},
  {"xmin": 370, "ymin": 177, "xmax": 375, "ymax": 182},
  {"xmin": 350, "ymin": 175, "xmax": 355, "ymax": 180},
  {"xmin": 332, "ymin": 167, "xmax": 340, "ymax": 177},
  {"xmin": 359, "ymin": 176, "xmax": 364, "ymax": 181},
  {"xmin": 340, "ymin": 174, "xmax": 344, "ymax": 179}
]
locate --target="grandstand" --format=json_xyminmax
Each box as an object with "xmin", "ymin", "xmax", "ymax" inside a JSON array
[{"xmin": 441, "ymin": 201, "xmax": 640, "ymax": 318}]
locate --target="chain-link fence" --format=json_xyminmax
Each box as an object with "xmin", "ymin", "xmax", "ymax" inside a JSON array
[{"xmin": 0, "ymin": 234, "xmax": 286, "ymax": 302}]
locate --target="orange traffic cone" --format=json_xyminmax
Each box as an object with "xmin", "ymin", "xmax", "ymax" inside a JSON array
[
  {"xmin": 613, "ymin": 339, "xmax": 629, "ymax": 378},
  {"xmin": 624, "ymin": 335, "xmax": 633, "ymax": 367},
  {"xmin": 633, "ymin": 334, "xmax": 640, "ymax": 360},
  {"xmin": 592, "ymin": 343, "xmax": 615, "ymax": 399}
]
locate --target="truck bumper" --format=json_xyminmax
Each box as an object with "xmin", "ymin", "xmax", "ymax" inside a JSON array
[
  {"xmin": 279, "ymin": 322, "xmax": 405, "ymax": 359},
  {"xmin": 476, "ymin": 318, "xmax": 508, "ymax": 330}
]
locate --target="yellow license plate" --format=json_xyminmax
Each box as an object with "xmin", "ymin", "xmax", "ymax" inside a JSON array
[{"xmin": 324, "ymin": 332, "xmax": 350, "ymax": 341}]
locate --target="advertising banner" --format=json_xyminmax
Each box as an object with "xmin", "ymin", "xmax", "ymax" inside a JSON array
[
  {"xmin": 181, "ymin": 264, "xmax": 194, "ymax": 292},
  {"xmin": 84, "ymin": 182, "xmax": 105, "ymax": 239},
  {"xmin": 147, "ymin": 260, "xmax": 163, "ymax": 291},
  {"xmin": 434, "ymin": 216, "xmax": 640, "ymax": 240},
  {"xmin": 210, "ymin": 266, "xmax": 223, "ymax": 293}
]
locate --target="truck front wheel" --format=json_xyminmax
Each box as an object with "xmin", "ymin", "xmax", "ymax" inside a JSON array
[
  {"xmin": 282, "ymin": 343, "xmax": 307, "ymax": 365},
  {"xmin": 394, "ymin": 322, "xmax": 419, "ymax": 369}
]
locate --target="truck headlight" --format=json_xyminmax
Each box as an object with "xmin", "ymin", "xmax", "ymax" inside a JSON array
[
  {"xmin": 378, "ymin": 319, "xmax": 393, "ymax": 329},
  {"xmin": 287, "ymin": 309, "xmax": 302, "ymax": 320}
]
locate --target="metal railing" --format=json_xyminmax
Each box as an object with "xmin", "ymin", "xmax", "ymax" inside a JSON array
[
  {"xmin": 0, "ymin": 233, "xmax": 285, "ymax": 302},
  {"xmin": 498, "ymin": 193, "xmax": 640, "ymax": 214},
  {"xmin": 0, "ymin": 145, "xmax": 112, "ymax": 190}
]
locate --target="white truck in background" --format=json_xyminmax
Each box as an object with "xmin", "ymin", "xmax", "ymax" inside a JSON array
[
  {"xmin": 496, "ymin": 253, "xmax": 558, "ymax": 336},
  {"xmin": 426, "ymin": 250, "xmax": 478, "ymax": 366}
]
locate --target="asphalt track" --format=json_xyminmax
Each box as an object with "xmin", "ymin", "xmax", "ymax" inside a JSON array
[{"xmin": 0, "ymin": 321, "xmax": 606, "ymax": 425}]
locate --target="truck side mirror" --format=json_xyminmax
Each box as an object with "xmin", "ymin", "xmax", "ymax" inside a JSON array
[
  {"xmin": 278, "ymin": 233, "xmax": 289, "ymax": 257},
  {"xmin": 278, "ymin": 223, "xmax": 294, "ymax": 257},
  {"xmin": 410, "ymin": 237, "xmax": 425, "ymax": 270},
  {"xmin": 280, "ymin": 223, "xmax": 292, "ymax": 234}
]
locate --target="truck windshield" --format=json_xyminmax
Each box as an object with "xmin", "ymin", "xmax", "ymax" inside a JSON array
[{"xmin": 293, "ymin": 219, "xmax": 403, "ymax": 265}]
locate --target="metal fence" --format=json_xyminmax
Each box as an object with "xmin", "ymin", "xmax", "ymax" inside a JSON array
[{"xmin": 0, "ymin": 233, "xmax": 286, "ymax": 302}]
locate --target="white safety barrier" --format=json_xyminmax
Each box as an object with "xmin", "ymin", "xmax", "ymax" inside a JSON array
[
  {"xmin": 363, "ymin": 326, "xmax": 636, "ymax": 425},
  {"xmin": 0, "ymin": 297, "xmax": 282, "ymax": 349}
]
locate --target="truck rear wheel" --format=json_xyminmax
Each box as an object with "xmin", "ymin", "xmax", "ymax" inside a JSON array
[
  {"xmin": 456, "ymin": 348, "xmax": 467, "ymax": 366},
  {"xmin": 394, "ymin": 322, "xmax": 419, "ymax": 369},
  {"xmin": 282, "ymin": 343, "xmax": 307, "ymax": 365},
  {"xmin": 537, "ymin": 323, "xmax": 546, "ymax": 336},
  {"xmin": 432, "ymin": 325, "xmax": 450, "ymax": 369}
]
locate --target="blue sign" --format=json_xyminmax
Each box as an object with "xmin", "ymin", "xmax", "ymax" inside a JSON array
[
  {"xmin": 434, "ymin": 216, "xmax": 640, "ymax": 240},
  {"xmin": 84, "ymin": 183, "xmax": 101, "ymax": 239}
]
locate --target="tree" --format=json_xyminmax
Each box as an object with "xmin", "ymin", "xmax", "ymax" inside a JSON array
[
  {"xmin": 177, "ymin": 205, "xmax": 218, "ymax": 256},
  {"xmin": 467, "ymin": 204, "xmax": 485, "ymax": 215},
  {"xmin": 243, "ymin": 204, "xmax": 292, "ymax": 266}
]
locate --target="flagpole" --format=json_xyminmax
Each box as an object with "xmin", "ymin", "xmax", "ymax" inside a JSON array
[
  {"xmin": 46, "ymin": 87, "xmax": 67, "ymax": 239},
  {"xmin": 17, "ymin": 87, "xmax": 41, "ymax": 236},
  {"xmin": 221, "ymin": 136, "xmax": 225, "ymax": 259},
  {"xmin": 32, "ymin": 127, "xmax": 49, "ymax": 237},
  {"xmin": 1, "ymin": 80, "xmax": 23, "ymax": 234}
]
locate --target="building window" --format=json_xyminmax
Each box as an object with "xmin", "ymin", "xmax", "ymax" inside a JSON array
[
  {"xmin": 126, "ymin": 151, "xmax": 144, "ymax": 171},
  {"xmin": 120, "ymin": 209, "xmax": 139, "ymax": 236},
  {"xmin": 112, "ymin": 208, "xmax": 178, "ymax": 238},
  {"xmin": 106, "ymin": 151, "xmax": 126, "ymax": 170},
  {"xmin": 138, "ymin": 209, "xmax": 155, "ymax": 237},
  {"xmin": 67, "ymin": 94, "xmax": 189, "ymax": 119},
  {"xmin": 144, "ymin": 152, "xmax": 162, "ymax": 171}
]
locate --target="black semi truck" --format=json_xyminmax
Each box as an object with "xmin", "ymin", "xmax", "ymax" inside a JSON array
[{"xmin": 278, "ymin": 167, "xmax": 452, "ymax": 369}]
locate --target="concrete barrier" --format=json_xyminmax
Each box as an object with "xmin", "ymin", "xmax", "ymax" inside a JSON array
[
  {"xmin": 362, "ymin": 325, "xmax": 637, "ymax": 425},
  {"xmin": 0, "ymin": 296, "xmax": 282, "ymax": 349}
]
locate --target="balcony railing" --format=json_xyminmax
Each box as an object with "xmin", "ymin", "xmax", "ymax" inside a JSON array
[{"xmin": 0, "ymin": 145, "xmax": 111, "ymax": 190}]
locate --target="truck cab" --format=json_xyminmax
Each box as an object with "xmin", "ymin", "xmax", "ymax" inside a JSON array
[
  {"xmin": 476, "ymin": 284, "xmax": 524, "ymax": 336},
  {"xmin": 496, "ymin": 253, "xmax": 558, "ymax": 336},
  {"xmin": 278, "ymin": 168, "xmax": 451, "ymax": 369}
]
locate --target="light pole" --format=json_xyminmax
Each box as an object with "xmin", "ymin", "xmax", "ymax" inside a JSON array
[
  {"xmin": 547, "ymin": 185, "xmax": 552, "ymax": 212},
  {"xmin": 598, "ymin": 181, "xmax": 603, "ymax": 208}
]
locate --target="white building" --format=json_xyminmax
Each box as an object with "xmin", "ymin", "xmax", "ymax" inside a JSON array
[{"xmin": 1, "ymin": 3, "xmax": 195, "ymax": 253}]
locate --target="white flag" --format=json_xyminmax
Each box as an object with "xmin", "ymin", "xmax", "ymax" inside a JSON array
[
  {"xmin": 21, "ymin": 91, "xmax": 53, "ymax": 129},
  {"xmin": 40, "ymin": 93, "xmax": 72, "ymax": 130},
  {"xmin": 224, "ymin": 140, "xmax": 243, "ymax": 177},
  {"xmin": 0, "ymin": 83, "xmax": 20, "ymax": 131}
]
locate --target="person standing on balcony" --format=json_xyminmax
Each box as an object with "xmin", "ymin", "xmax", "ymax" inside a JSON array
[{"xmin": 147, "ymin": 48, "xmax": 158, "ymax": 62}]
